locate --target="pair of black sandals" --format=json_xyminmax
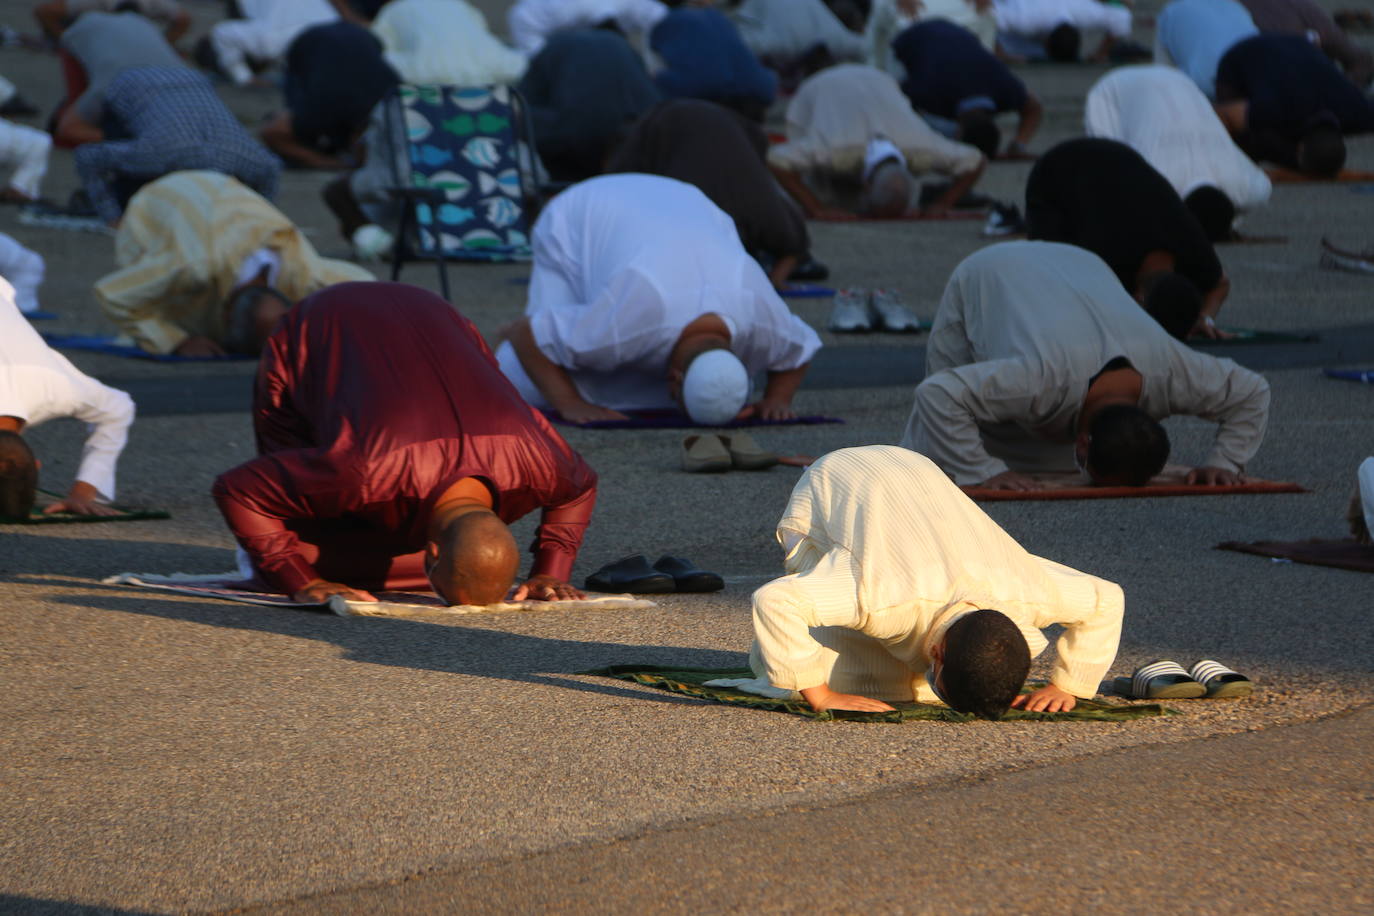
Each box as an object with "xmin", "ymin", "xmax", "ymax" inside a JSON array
[{"xmin": 584, "ymin": 555, "xmax": 723, "ymax": 594}]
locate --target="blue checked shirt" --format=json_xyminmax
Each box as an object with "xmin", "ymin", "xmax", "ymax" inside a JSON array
[{"xmin": 74, "ymin": 67, "xmax": 282, "ymax": 224}]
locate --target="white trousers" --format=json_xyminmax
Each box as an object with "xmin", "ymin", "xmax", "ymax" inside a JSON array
[
  {"xmin": 0, "ymin": 119, "xmax": 49, "ymax": 198},
  {"xmin": 0, "ymin": 232, "xmax": 45, "ymax": 314}
]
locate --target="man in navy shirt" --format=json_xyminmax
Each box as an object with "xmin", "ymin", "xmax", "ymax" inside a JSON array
[
  {"xmin": 892, "ymin": 20, "xmax": 1042, "ymax": 158},
  {"xmin": 650, "ymin": 1, "xmax": 776, "ymax": 122},
  {"xmin": 1214, "ymin": 34, "xmax": 1374, "ymax": 177}
]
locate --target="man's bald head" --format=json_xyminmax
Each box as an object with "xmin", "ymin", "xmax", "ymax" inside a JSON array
[
  {"xmin": 0, "ymin": 430, "xmax": 37, "ymax": 519},
  {"xmin": 427, "ymin": 510, "xmax": 520, "ymax": 606}
]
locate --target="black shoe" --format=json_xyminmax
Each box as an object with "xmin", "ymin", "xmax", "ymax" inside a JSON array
[
  {"xmin": 982, "ymin": 203, "xmax": 1025, "ymax": 238},
  {"xmin": 584, "ymin": 555, "xmax": 676, "ymax": 594},
  {"xmin": 0, "ymin": 94, "xmax": 38, "ymax": 117},
  {"xmin": 789, "ymin": 256, "xmax": 830, "ymax": 281},
  {"xmin": 652, "ymin": 555, "xmax": 724, "ymax": 593}
]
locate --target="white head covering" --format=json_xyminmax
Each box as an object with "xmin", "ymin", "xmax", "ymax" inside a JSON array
[
  {"xmin": 682, "ymin": 349, "xmax": 749, "ymax": 425},
  {"xmin": 863, "ymin": 136, "xmax": 906, "ymax": 184}
]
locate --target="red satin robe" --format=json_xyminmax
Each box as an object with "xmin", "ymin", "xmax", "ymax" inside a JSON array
[{"xmin": 212, "ymin": 282, "xmax": 597, "ymax": 595}]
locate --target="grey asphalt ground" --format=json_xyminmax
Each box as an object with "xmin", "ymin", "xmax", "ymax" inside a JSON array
[{"xmin": 1, "ymin": 0, "xmax": 1372, "ymax": 913}]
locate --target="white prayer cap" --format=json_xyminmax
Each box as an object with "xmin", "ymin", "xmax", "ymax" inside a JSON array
[
  {"xmin": 682, "ymin": 349, "xmax": 749, "ymax": 426},
  {"xmin": 863, "ymin": 136, "xmax": 907, "ymax": 184}
]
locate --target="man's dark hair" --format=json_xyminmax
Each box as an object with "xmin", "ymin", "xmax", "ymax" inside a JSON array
[
  {"xmin": 1297, "ymin": 121, "xmax": 1347, "ymax": 178},
  {"xmin": 1045, "ymin": 24, "xmax": 1081, "ymax": 62},
  {"xmin": 223, "ymin": 286, "xmax": 291, "ymax": 355},
  {"xmin": 0, "ymin": 430, "xmax": 38, "ymax": 519},
  {"xmin": 1141, "ymin": 270, "xmax": 1203, "ymax": 341},
  {"xmin": 1087, "ymin": 404, "xmax": 1170, "ymax": 486},
  {"xmin": 112, "ymin": 1, "xmax": 144, "ymax": 13},
  {"xmin": 940, "ymin": 610, "xmax": 1031, "ymax": 720},
  {"xmin": 1183, "ymin": 185, "xmax": 1235, "ymax": 242},
  {"xmin": 958, "ymin": 109, "xmax": 1001, "ymax": 160}
]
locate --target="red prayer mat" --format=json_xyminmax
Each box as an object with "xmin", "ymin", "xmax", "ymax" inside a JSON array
[
  {"xmin": 1215, "ymin": 538, "xmax": 1374, "ymax": 574},
  {"xmin": 961, "ymin": 465, "xmax": 1305, "ymax": 502},
  {"xmin": 810, "ymin": 209, "xmax": 987, "ymax": 223}
]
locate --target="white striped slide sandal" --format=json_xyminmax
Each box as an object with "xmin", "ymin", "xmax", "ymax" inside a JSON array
[
  {"xmin": 1113, "ymin": 659, "xmax": 1207, "ymax": 699},
  {"xmin": 1189, "ymin": 659, "xmax": 1255, "ymax": 699}
]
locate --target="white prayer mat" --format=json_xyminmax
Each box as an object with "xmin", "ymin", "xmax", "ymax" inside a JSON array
[{"xmin": 102, "ymin": 573, "xmax": 657, "ymax": 617}]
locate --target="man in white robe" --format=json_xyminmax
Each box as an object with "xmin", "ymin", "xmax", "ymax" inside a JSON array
[
  {"xmin": 208, "ymin": 0, "xmax": 338, "ymax": 86},
  {"xmin": 497, "ymin": 174, "xmax": 821, "ymax": 424},
  {"xmin": 995, "ymin": 0, "xmax": 1132, "ymax": 60},
  {"xmin": 748, "ymin": 445, "xmax": 1124, "ymax": 717},
  {"xmin": 507, "ymin": 0, "xmax": 668, "ymax": 57},
  {"xmin": 768, "ymin": 64, "xmax": 985, "ymax": 219},
  {"xmin": 1085, "ymin": 65, "xmax": 1271, "ymax": 229},
  {"xmin": 900, "ymin": 241, "xmax": 1271, "ymax": 489},
  {"xmin": 0, "ymin": 278, "xmax": 134, "ymax": 516}
]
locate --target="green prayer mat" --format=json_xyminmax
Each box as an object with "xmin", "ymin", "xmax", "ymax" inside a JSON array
[
  {"xmin": 579, "ymin": 665, "xmax": 1174, "ymax": 723},
  {"xmin": 0, "ymin": 489, "xmax": 171, "ymax": 525}
]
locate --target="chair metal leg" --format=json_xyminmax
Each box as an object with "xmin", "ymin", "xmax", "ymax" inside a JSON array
[
  {"xmin": 390, "ymin": 205, "xmax": 411, "ymax": 282},
  {"xmin": 436, "ymin": 248, "xmax": 450, "ymax": 302}
]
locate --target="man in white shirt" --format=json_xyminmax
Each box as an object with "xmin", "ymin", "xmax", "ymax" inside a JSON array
[
  {"xmin": 749, "ymin": 445, "xmax": 1124, "ymax": 717},
  {"xmin": 768, "ymin": 63, "xmax": 985, "ymax": 218},
  {"xmin": 733, "ymin": 0, "xmax": 865, "ymax": 67},
  {"xmin": 1085, "ymin": 65, "xmax": 1271, "ymax": 238},
  {"xmin": 0, "ymin": 279, "xmax": 134, "ymax": 517},
  {"xmin": 901, "ymin": 241, "xmax": 1271, "ymax": 490},
  {"xmin": 208, "ymin": 0, "xmax": 338, "ymax": 86},
  {"xmin": 507, "ymin": 0, "xmax": 668, "ymax": 57},
  {"xmin": 995, "ymin": 0, "xmax": 1132, "ymax": 61},
  {"xmin": 497, "ymin": 174, "xmax": 821, "ymax": 424}
]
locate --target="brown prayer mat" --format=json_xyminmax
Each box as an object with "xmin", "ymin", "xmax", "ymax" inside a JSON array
[
  {"xmin": 1216, "ymin": 538, "xmax": 1374, "ymax": 574},
  {"xmin": 963, "ymin": 465, "xmax": 1304, "ymax": 502}
]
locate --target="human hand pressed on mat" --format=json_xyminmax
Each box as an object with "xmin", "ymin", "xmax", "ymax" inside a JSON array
[
  {"xmin": 1010, "ymin": 684, "xmax": 1077, "ymax": 713},
  {"xmin": 1186, "ymin": 466, "xmax": 1245, "ymax": 486},
  {"xmin": 981, "ymin": 470, "xmax": 1044, "ymax": 491},
  {"xmin": 292, "ymin": 579, "xmax": 376, "ymax": 604},
  {"xmin": 801, "ymin": 684, "xmax": 897, "ymax": 713},
  {"xmin": 558, "ymin": 401, "xmax": 629, "ymax": 425},
  {"xmin": 511, "ymin": 575, "xmax": 585, "ymax": 602},
  {"xmin": 43, "ymin": 481, "xmax": 121, "ymax": 517}
]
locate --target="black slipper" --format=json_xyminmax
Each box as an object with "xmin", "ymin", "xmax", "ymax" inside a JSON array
[
  {"xmin": 584, "ymin": 555, "xmax": 676, "ymax": 594},
  {"xmin": 652, "ymin": 555, "xmax": 724, "ymax": 593}
]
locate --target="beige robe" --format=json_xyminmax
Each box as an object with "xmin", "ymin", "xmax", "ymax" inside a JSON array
[{"xmin": 93, "ymin": 170, "xmax": 373, "ymax": 355}]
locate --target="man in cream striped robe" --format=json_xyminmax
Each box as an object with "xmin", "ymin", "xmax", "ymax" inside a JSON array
[
  {"xmin": 93, "ymin": 170, "xmax": 372, "ymax": 356},
  {"xmin": 749, "ymin": 445, "xmax": 1123, "ymax": 714}
]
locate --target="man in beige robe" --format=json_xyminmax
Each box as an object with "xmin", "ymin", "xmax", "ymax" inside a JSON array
[{"xmin": 94, "ymin": 170, "xmax": 372, "ymax": 357}]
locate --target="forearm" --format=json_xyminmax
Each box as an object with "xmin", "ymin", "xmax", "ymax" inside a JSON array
[
  {"xmin": 74, "ymin": 390, "xmax": 134, "ymax": 500},
  {"xmin": 767, "ymin": 255, "xmax": 800, "ymax": 288},
  {"xmin": 769, "ymin": 165, "xmax": 828, "ymax": 218},
  {"xmin": 903, "ymin": 380, "xmax": 1009, "ymax": 485},
  {"xmin": 529, "ymin": 486, "xmax": 597, "ymax": 582},
  {"xmin": 1050, "ymin": 579, "xmax": 1124, "ymax": 697},
  {"xmin": 165, "ymin": 11, "xmax": 191, "ymax": 44},
  {"xmin": 1205, "ymin": 377, "xmax": 1271, "ymax": 473},
  {"xmin": 213, "ymin": 484, "xmax": 320, "ymax": 594},
  {"xmin": 1201, "ymin": 272, "xmax": 1230, "ymax": 320},
  {"xmin": 1015, "ymin": 95, "xmax": 1043, "ymax": 146},
  {"xmin": 510, "ymin": 320, "xmax": 593, "ymax": 414},
  {"xmin": 924, "ymin": 160, "xmax": 984, "ymax": 214}
]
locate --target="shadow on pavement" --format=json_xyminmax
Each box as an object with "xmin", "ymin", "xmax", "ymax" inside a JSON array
[
  {"xmin": 0, "ymin": 895, "xmax": 154, "ymax": 915},
  {"xmin": 0, "ymin": 539, "xmax": 234, "ymax": 582},
  {"xmin": 41, "ymin": 590, "xmax": 744, "ymax": 706}
]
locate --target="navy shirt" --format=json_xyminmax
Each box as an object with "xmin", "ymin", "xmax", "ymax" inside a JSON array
[
  {"xmin": 650, "ymin": 7, "xmax": 776, "ymax": 107},
  {"xmin": 1025, "ymin": 138, "xmax": 1223, "ymax": 297},
  {"xmin": 1217, "ymin": 34, "xmax": 1374, "ymax": 137},
  {"xmin": 893, "ymin": 20, "xmax": 1028, "ymax": 119},
  {"xmin": 284, "ymin": 22, "xmax": 399, "ymax": 153}
]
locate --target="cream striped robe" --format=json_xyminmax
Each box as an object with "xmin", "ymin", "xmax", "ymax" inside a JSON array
[{"xmin": 750, "ymin": 445, "xmax": 1123, "ymax": 701}]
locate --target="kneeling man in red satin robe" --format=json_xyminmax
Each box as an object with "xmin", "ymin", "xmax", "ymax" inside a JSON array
[{"xmin": 212, "ymin": 282, "xmax": 598, "ymax": 606}]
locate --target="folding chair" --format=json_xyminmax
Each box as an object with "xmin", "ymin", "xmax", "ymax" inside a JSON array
[{"xmin": 382, "ymin": 84, "xmax": 539, "ymax": 299}]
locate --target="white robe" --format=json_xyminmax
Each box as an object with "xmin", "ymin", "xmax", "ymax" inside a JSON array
[
  {"xmin": 507, "ymin": 0, "xmax": 668, "ymax": 57},
  {"xmin": 995, "ymin": 0, "xmax": 1132, "ymax": 37},
  {"xmin": 1085, "ymin": 65, "xmax": 1271, "ymax": 213},
  {"xmin": 372, "ymin": 0, "xmax": 526, "ymax": 86},
  {"xmin": 496, "ymin": 174, "xmax": 821, "ymax": 412},
  {"xmin": 0, "ymin": 279, "xmax": 134, "ymax": 499}
]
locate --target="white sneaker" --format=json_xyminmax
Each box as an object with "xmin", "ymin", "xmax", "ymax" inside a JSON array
[
  {"xmin": 351, "ymin": 223, "xmax": 394, "ymax": 261},
  {"xmin": 827, "ymin": 288, "xmax": 872, "ymax": 332},
  {"xmin": 869, "ymin": 288, "xmax": 923, "ymax": 333}
]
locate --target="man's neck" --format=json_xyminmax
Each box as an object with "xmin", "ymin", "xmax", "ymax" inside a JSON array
[
  {"xmin": 1077, "ymin": 366, "xmax": 1143, "ymax": 434},
  {"xmin": 0, "ymin": 416, "xmax": 23, "ymax": 432},
  {"xmin": 427, "ymin": 476, "xmax": 494, "ymax": 541}
]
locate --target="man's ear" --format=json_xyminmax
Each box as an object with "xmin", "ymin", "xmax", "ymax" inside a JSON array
[
  {"xmin": 931, "ymin": 640, "xmax": 944, "ymax": 664},
  {"xmin": 423, "ymin": 541, "xmax": 440, "ymax": 563}
]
